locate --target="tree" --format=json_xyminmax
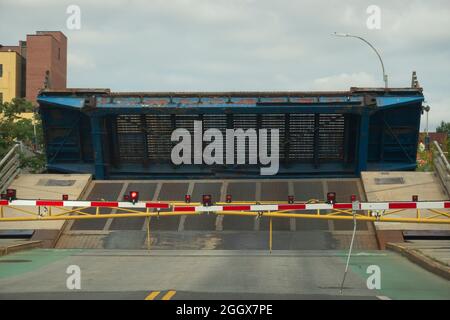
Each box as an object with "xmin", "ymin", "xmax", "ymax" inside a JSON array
[
  {"xmin": 436, "ymin": 121, "xmax": 450, "ymax": 134},
  {"xmin": 1, "ymin": 98, "xmax": 32, "ymax": 154},
  {"xmin": 0, "ymin": 98, "xmax": 45, "ymax": 172},
  {"xmin": 434, "ymin": 121, "xmax": 450, "ymax": 161}
]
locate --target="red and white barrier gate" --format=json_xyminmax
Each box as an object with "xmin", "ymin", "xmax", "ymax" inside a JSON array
[{"xmin": 0, "ymin": 197, "xmax": 449, "ymax": 224}]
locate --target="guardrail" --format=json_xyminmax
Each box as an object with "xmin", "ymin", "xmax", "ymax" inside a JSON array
[
  {"xmin": 433, "ymin": 140, "xmax": 450, "ymax": 196},
  {"xmin": 0, "ymin": 144, "xmax": 21, "ymax": 194}
]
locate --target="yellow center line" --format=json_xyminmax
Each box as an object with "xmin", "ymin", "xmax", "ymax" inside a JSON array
[
  {"xmin": 161, "ymin": 290, "xmax": 176, "ymax": 300},
  {"xmin": 145, "ymin": 291, "xmax": 161, "ymax": 300}
]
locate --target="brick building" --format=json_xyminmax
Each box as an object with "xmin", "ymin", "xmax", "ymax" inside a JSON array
[
  {"xmin": 0, "ymin": 51, "xmax": 23, "ymax": 103},
  {"xmin": 0, "ymin": 31, "xmax": 67, "ymax": 104}
]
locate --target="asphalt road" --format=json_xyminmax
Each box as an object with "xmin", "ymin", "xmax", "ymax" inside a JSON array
[{"xmin": 0, "ymin": 249, "xmax": 449, "ymax": 300}]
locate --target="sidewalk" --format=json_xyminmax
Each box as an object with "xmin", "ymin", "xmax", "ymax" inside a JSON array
[
  {"xmin": 361, "ymin": 171, "xmax": 450, "ymax": 231},
  {"xmin": 387, "ymin": 240, "xmax": 450, "ymax": 280},
  {"xmin": 0, "ymin": 174, "xmax": 92, "ymax": 230}
]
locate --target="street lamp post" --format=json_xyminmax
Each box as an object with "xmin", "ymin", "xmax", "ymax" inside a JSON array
[{"xmin": 333, "ymin": 32, "xmax": 388, "ymax": 89}]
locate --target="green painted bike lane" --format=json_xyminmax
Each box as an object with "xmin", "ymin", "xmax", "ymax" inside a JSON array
[
  {"xmin": 340, "ymin": 250, "xmax": 450, "ymax": 300},
  {"xmin": 0, "ymin": 249, "xmax": 83, "ymax": 279}
]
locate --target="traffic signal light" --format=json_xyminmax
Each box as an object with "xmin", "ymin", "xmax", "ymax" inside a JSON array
[
  {"xmin": 226, "ymin": 194, "xmax": 232, "ymax": 203},
  {"xmin": 288, "ymin": 195, "xmax": 294, "ymax": 204},
  {"xmin": 6, "ymin": 189, "xmax": 16, "ymax": 201},
  {"xmin": 350, "ymin": 194, "xmax": 357, "ymax": 202},
  {"xmin": 326, "ymin": 192, "xmax": 336, "ymax": 204},
  {"xmin": 412, "ymin": 195, "xmax": 418, "ymax": 202},
  {"xmin": 185, "ymin": 194, "xmax": 191, "ymax": 203},
  {"xmin": 129, "ymin": 191, "xmax": 139, "ymax": 204},
  {"xmin": 202, "ymin": 194, "xmax": 212, "ymax": 206},
  {"xmin": 62, "ymin": 194, "xmax": 69, "ymax": 201}
]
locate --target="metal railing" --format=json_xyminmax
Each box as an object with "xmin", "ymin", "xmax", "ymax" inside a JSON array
[
  {"xmin": 433, "ymin": 140, "xmax": 450, "ymax": 196},
  {"xmin": 0, "ymin": 144, "xmax": 21, "ymax": 194}
]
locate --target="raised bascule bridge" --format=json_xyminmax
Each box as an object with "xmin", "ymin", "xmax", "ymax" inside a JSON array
[
  {"xmin": 37, "ymin": 87, "xmax": 423, "ymax": 179},
  {"xmin": 3, "ymin": 86, "xmax": 447, "ymax": 252}
]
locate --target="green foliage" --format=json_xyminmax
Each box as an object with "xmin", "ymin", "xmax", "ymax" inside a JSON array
[
  {"xmin": 0, "ymin": 98, "xmax": 45, "ymax": 172},
  {"xmin": 1, "ymin": 98, "xmax": 33, "ymax": 154},
  {"xmin": 0, "ymin": 97, "xmax": 34, "ymax": 118},
  {"xmin": 416, "ymin": 148, "xmax": 433, "ymax": 172},
  {"xmin": 19, "ymin": 152, "xmax": 46, "ymax": 173},
  {"xmin": 435, "ymin": 122, "xmax": 450, "ymax": 160},
  {"xmin": 436, "ymin": 121, "xmax": 450, "ymax": 134}
]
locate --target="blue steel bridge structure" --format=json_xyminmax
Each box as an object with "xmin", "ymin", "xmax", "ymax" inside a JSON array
[{"xmin": 37, "ymin": 87, "xmax": 424, "ymax": 179}]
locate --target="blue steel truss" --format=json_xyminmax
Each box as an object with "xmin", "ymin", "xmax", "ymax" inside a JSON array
[{"xmin": 38, "ymin": 87, "xmax": 424, "ymax": 179}]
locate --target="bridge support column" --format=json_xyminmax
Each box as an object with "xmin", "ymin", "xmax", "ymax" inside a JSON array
[
  {"xmin": 357, "ymin": 111, "xmax": 370, "ymax": 174},
  {"xmin": 90, "ymin": 115, "xmax": 106, "ymax": 179}
]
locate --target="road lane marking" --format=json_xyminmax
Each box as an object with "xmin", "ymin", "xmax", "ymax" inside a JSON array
[
  {"xmin": 161, "ymin": 290, "xmax": 176, "ymax": 300},
  {"xmin": 377, "ymin": 295, "xmax": 391, "ymax": 300},
  {"xmin": 145, "ymin": 291, "xmax": 161, "ymax": 300}
]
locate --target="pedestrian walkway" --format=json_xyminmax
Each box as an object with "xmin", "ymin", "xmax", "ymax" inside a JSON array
[
  {"xmin": 0, "ymin": 174, "xmax": 91, "ymax": 231},
  {"xmin": 361, "ymin": 171, "xmax": 450, "ymax": 231}
]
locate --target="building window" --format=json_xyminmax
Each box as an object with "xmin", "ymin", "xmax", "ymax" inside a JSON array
[
  {"xmin": 0, "ymin": 64, "xmax": 3, "ymax": 77},
  {"xmin": 58, "ymin": 48, "xmax": 61, "ymax": 60}
]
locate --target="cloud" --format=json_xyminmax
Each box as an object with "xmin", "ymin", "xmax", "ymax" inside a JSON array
[
  {"xmin": 1, "ymin": 0, "xmax": 449, "ymax": 129},
  {"xmin": 312, "ymin": 72, "xmax": 379, "ymax": 90},
  {"xmin": 68, "ymin": 52, "xmax": 96, "ymax": 69},
  {"xmin": 385, "ymin": 1, "xmax": 450, "ymax": 46}
]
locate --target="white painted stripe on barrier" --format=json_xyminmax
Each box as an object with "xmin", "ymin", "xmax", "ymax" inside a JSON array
[
  {"xmin": 195, "ymin": 206, "xmax": 224, "ymax": 212},
  {"xmin": 117, "ymin": 202, "xmax": 146, "ymax": 208},
  {"xmin": 360, "ymin": 203, "xmax": 389, "ymax": 210},
  {"xmin": 416, "ymin": 201, "xmax": 445, "ymax": 209},
  {"xmin": 64, "ymin": 201, "xmax": 91, "ymax": 207},
  {"xmin": 305, "ymin": 203, "xmax": 333, "ymax": 210},
  {"xmin": 251, "ymin": 205, "xmax": 279, "ymax": 211},
  {"xmin": 9, "ymin": 200, "xmax": 38, "ymax": 206}
]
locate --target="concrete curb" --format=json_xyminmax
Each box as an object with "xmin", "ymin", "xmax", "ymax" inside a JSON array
[
  {"xmin": 0, "ymin": 241, "xmax": 43, "ymax": 256},
  {"xmin": 387, "ymin": 242, "xmax": 450, "ymax": 281}
]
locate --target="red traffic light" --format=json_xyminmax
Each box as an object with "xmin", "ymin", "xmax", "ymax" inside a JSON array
[
  {"xmin": 202, "ymin": 194, "xmax": 212, "ymax": 206},
  {"xmin": 185, "ymin": 194, "xmax": 191, "ymax": 203},
  {"xmin": 288, "ymin": 195, "xmax": 294, "ymax": 204},
  {"xmin": 326, "ymin": 192, "xmax": 336, "ymax": 204},
  {"xmin": 6, "ymin": 189, "xmax": 16, "ymax": 200},
  {"xmin": 130, "ymin": 191, "xmax": 139, "ymax": 203},
  {"xmin": 350, "ymin": 195, "xmax": 357, "ymax": 202},
  {"xmin": 62, "ymin": 194, "xmax": 69, "ymax": 201},
  {"xmin": 412, "ymin": 195, "xmax": 418, "ymax": 202},
  {"xmin": 226, "ymin": 195, "xmax": 232, "ymax": 203}
]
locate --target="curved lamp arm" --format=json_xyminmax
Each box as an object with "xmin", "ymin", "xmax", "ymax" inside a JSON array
[{"xmin": 333, "ymin": 32, "xmax": 388, "ymax": 88}]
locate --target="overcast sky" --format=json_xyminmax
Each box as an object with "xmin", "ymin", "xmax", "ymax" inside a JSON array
[{"xmin": 1, "ymin": 0, "xmax": 449, "ymax": 130}]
